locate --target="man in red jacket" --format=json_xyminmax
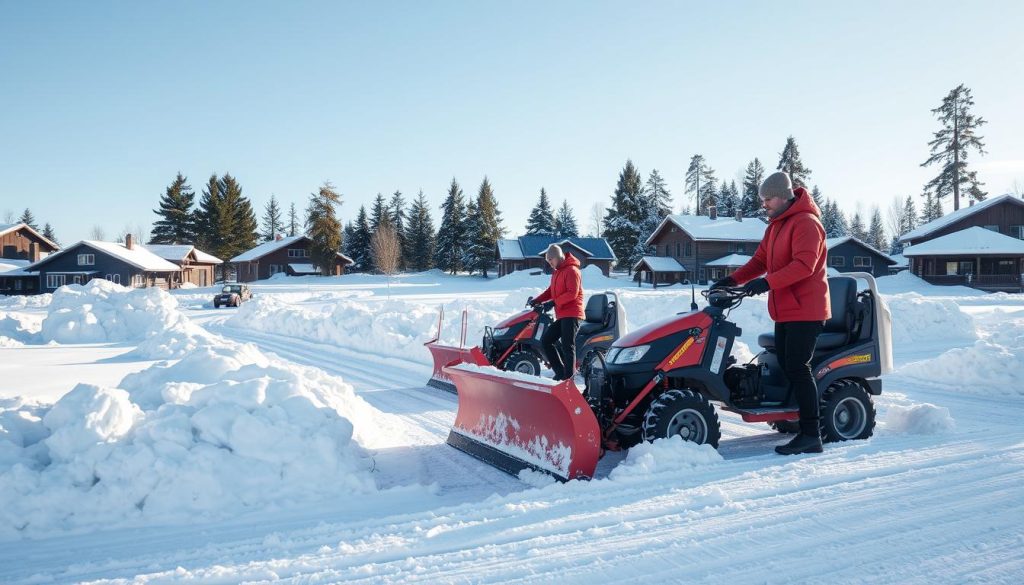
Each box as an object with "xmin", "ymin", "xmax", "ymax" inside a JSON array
[
  {"xmin": 714, "ymin": 171, "xmax": 831, "ymax": 455},
  {"xmin": 531, "ymin": 244, "xmax": 585, "ymax": 381}
]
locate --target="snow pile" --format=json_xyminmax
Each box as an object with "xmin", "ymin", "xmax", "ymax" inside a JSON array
[
  {"xmin": 899, "ymin": 339, "xmax": 1024, "ymax": 396},
  {"xmin": 0, "ymin": 293, "xmax": 52, "ymax": 310},
  {"xmin": 876, "ymin": 271, "xmax": 979, "ymax": 296},
  {"xmin": 0, "ymin": 311, "xmax": 41, "ymax": 346},
  {"xmin": 38, "ymin": 280, "xmax": 214, "ymax": 358},
  {"xmin": 0, "ymin": 342, "xmax": 378, "ymax": 538},
  {"xmin": 885, "ymin": 293, "xmax": 978, "ymax": 346},
  {"xmin": 883, "ymin": 402, "xmax": 956, "ymax": 434},
  {"xmin": 608, "ymin": 436, "xmax": 723, "ymax": 481}
]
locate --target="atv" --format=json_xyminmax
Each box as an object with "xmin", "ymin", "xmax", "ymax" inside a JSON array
[{"xmin": 442, "ymin": 272, "xmax": 893, "ymax": 481}]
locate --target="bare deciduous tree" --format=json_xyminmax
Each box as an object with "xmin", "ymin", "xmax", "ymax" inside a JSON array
[
  {"xmin": 2, "ymin": 210, "xmax": 14, "ymax": 224},
  {"xmin": 588, "ymin": 202, "xmax": 603, "ymax": 237},
  {"xmin": 371, "ymin": 223, "xmax": 401, "ymax": 297},
  {"xmin": 90, "ymin": 225, "xmax": 107, "ymax": 241},
  {"xmin": 885, "ymin": 196, "xmax": 907, "ymax": 242}
]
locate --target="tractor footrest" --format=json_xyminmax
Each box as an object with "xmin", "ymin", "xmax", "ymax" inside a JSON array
[{"xmin": 722, "ymin": 406, "xmax": 799, "ymax": 423}]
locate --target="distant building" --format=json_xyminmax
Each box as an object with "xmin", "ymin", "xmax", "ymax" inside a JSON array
[
  {"xmin": 0, "ymin": 223, "xmax": 60, "ymax": 294},
  {"xmin": 640, "ymin": 209, "xmax": 766, "ymax": 285},
  {"xmin": 24, "ymin": 234, "xmax": 180, "ymax": 292},
  {"xmin": 140, "ymin": 244, "xmax": 223, "ymax": 288},
  {"xmin": 825, "ymin": 237, "xmax": 895, "ymax": 278},
  {"xmin": 495, "ymin": 236, "xmax": 616, "ymax": 277},
  {"xmin": 230, "ymin": 235, "xmax": 354, "ymax": 282}
]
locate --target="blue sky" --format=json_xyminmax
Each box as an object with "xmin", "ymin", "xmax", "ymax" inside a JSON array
[{"xmin": 2, "ymin": 1, "xmax": 1022, "ymax": 245}]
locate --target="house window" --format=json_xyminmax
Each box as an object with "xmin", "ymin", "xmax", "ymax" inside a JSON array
[
  {"xmin": 675, "ymin": 242, "xmax": 681, "ymax": 257},
  {"xmin": 685, "ymin": 242, "xmax": 692, "ymax": 256},
  {"xmin": 983, "ymin": 225, "xmax": 999, "ymax": 233},
  {"xmin": 73, "ymin": 275, "xmax": 83, "ymax": 284},
  {"xmin": 46, "ymin": 274, "xmax": 66, "ymax": 289},
  {"xmin": 77, "ymin": 253, "xmax": 95, "ymax": 266},
  {"xmin": 1011, "ymin": 225, "xmax": 1024, "ymax": 240},
  {"xmin": 287, "ymin": 248, "xmax": 310, "ymax": 258},
  {"xmin": 113, "ymin": 274, "xmax": 121, "ymax": 285},
  {"xmin": 830, "ymin": 256, "xmax": 846, "ymax": 267},
  {"xmin": 132, "ymin": 274, "xmax": 144, "ymax": 287},
  {"xmin": 853, "ymin": 256, "xmax": 872, "ymax": 267},
  {"xmin": 14, "ymin": 280, "xmax": 22, "ymax": 291},
  {"xmin": 269, "ymin": 264, "xmax": 285, "ymax": 275}
]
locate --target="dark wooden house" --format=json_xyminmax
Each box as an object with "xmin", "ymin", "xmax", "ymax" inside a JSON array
[
  {"xmin": 825, "ymin": 237, "xmax": 895, "ymax": 278},
  {"xmin": 495, "ymin": 236, "xmax": 616, "ymax": 277},
  {"xmin": 26, "ymin": 234, "xmax": 180, "ymax": 291},
  {"xmin": 140, "ymin": 244, "xmax": 222, "ymax": 288},
  {"xmin": 898, "ymin": 194, "xmax": 1024, "ymax": 292},
  {"xmin": 230, "ymin": 235, "xmax": 354, "ymax": 282},
  {"xmin": 0, "ymin": 222, "xmax": 60, "ymax": 263}
]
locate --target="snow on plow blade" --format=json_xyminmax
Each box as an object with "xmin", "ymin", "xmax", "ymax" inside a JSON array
[
  {"xmin": 425, "ymin": 343, "xmax": 490, "ymax": 393},
  {"xmin": 444, "ymin": 364, "xmax": 602, "ymax": 482}
]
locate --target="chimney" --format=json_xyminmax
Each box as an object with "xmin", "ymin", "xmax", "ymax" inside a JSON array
[
  {"xmin": 735, "ymin": 210, "xmax": 743, "ymax": 222},
  {"xmin": 708, "ymin": 205, "xmax": 718, "ymax": 220},
  {"xmin": 125, "ymin": 233, "xmax": 134, "ymax": 250},
  {"xmin": 969, "ymin": 200, "xmax": 975, "ymax": 207},
  {"xmin": 29, "ymin": 242, "xmax": 40, "ymax": 262},
  {"xmin": 275, "ymin": 233, "xmax": 283, "ymax": 241}
]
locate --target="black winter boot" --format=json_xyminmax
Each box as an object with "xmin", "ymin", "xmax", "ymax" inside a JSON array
[{"xmin": 775, "ymin": 432, "xmax": 823, "ymax": 455}]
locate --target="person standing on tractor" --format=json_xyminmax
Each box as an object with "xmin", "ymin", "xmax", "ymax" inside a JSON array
[
  {"xmin": 712, "ymin": 171, "xmax": 831, "ymax": 455},
  {"xmin": 530, "ymin": 244, "xmax": 585, "ymax": 381}
]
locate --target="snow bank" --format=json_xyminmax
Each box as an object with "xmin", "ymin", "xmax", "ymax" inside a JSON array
[
  {"xmin": 0, "ymin": 311, "xmax": 41, "ymax": 345},
  {"xmin": 883, "ymin": 402, "xmax": 956, "ymax": 434},
  {"xmin": 608, "ymin": 436, "xmax": 723, "ymax": 481},
  {"xmin": 899, "ymin": 339, "xmax": 1024, "ymax": 396},
  {"xmin": 0, "ymin": 293, "xmax": 51, "ymax": 310},
  {"xmin": 876, "ymin": 271, "xmax": 980, "ymax": 297},
  {"xmin": 0, "ymin": 342, "xmax": 378, "ymax": 539},
  {"xmin": 885, "ymin": 293, "xmax": 978, "ymax": 346},
  {"xmin": 38, "ymin": 280, "xmax": 214, "ymax": 358}
]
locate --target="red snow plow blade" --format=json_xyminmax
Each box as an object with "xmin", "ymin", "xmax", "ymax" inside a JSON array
[
  {"xmin": 444, "ymin": 364, "xmax": 602, "ymax": 481},
  {"xmin": 424, "ymin": 307, "xmax": 489, "ymax": 393}
]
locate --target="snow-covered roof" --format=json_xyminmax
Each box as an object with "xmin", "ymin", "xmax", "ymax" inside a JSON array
[
  {"xmin": 825, "ymin": 236, "xmax": 896, "ymax": 264},
  {"xmin": 646, "ymin": 214, "xmax": 767, "ymax": 245},
  {"xmin": 632, "ymin": 256, "xmax": 687, "ymax": 272},
  {"xmin": 288, "ymin": 263, "xmax": 321, "ymax": 274},
  {"xmin": 902, "ymin": 226, "xmax": 1024, "ymax": 256},
  {"xmin": 0, "ymin": 259, "xmax": 33, "ymax": 277},
  {"xmin": 231, "ymin": 235, "xmax": 307, "ymax": 262},
  {"xmin": 889, "ymin": 254, "xmax": 908, "ymax": 267},
  {"xmin": 705, "ymin": 253, "xmax": 752, "ymax": 267},
  {"xmin": 141, "ymin": 244, "xmax": 223, "ymax": 265},
  {"xmin": 899, "ymin": 194, "xmax": 1024, "ymax": 243},
  {"xmin": 27, "ymin": 240, "xmax": 180, "ymax": 272},
  {"xmin": 0, "ymin": 222, "xmax": 60, "ymax": 250},
  {"xmin": 532, "ymin": 238, "xmax": 594, "ymax": 257},
  {"xmin": 497, "ymin": 239, "xmax": 525, "ymax": 259}
]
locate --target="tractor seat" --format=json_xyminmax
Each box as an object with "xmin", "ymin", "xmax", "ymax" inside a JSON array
[
  {"xmin": 578, "ymin": 294, "xmax": 610, "ymax": 335},
  {"xmin": 756, "ymin": 277, "xmax": 858, "ymax": 352}
]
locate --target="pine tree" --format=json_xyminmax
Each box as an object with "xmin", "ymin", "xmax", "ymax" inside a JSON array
[
  {"xmin": 220, "ymin": 173, "xmax": 259, "ymax": 261},
  {"xmin": 833, "ymin": 202, "xmax": 850, "ymax": 237},
  {"xmin": 349, "ymin": 205, "xmax": 373, "ymax": 271},
  {"xmin": 463, "ymin": 177, "xmax": 504, "ymax": 277},
  {"xmin": 18, "ymin": 209, "xmax": 37, "ymax": 231},
  {"xmin": 342, "ymin": 221, "xmax": 356, "ymax": 257},
  {"xmin": 920, "ymin": 191, "xmax": 944, "ymax": 223},
  {"xmin": 699, "ymin": 168, "xmax": 719, "ymax": 215},
  {"xmin": 849, "ymin": 210, "xmax": 868, "ymax": 242},
  {"xmin": 389, "ymin": 190, "xmax": 408, "ymax": 269},
  {"xmin": 901, "ymin": 195, "xmax": 918, "ymax": 235},
  {"xmin": 461, "ymin": 198, "xmax": 481, "ymax": 274},
  {"xmin": 685, "ymin": 155, "xmax": 708, "ymax": 215},
  {"xmin": 554, "ymin": 200, "xmax": 580, "ymax": 238},
  {"xmin": 811, "ymin": 185, "xmax": 824, "ymax": 210},
  {"xmin": 150, "ymin": 173, "xmax": 196, "ymax": 244},
  {"xmin": 603, "ymin": 159, "xmax": 646, "ymax": 272},
  {"xmin": 435, "ymin": 178, "xmax": 467, "ymax": 274},
  {"xmin": 42, "ymin": 222, "xmax": 58, "ymax": 245},
  {"xmin": 867, "ymin": 207, "xmax": 887, "ymax": 252},
  {"xmin": 288, "ymin": 202, "xmax": 299, "ymax": 237},
  {"xmin": 260, "ymin": 194, "xmax": 285, "ymax": 242},
  {"xmin": 716, "ymin": 180, "xmax": 737, "ymax": 216},
  {"xmin": 305, "ymin": 181, "xmax": 343, "ymax": 276},
  {"xmin": 644, "ymin": 169, "xmax": 673, "ymax": 217},
  {"xmin": 404, "ymin": 190, "xmax": 436, "ymax": 272},
  {"xmin": 777, "ymin": 136, "xmax": 812, "ymax": 188},
  {"xmin": 194, "ymin": 174, "xmax": 223, "ymax": 253},
  {"xmin": 922, "ymin": 84, "xmax": 987, "ymax": 211},
  {"xmin": 525, "ymin": 188, "xmax": 557, "ymax": 235},
  {"xmin": 741, "ymin": 158, "xmax": 766, "ymax": 217},
  {"xmin": 370, "ymin": 193, "xmax": 391, "ymax": 233}
]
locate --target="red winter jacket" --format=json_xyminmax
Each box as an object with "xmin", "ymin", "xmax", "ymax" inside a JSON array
[
  {"xmin": 534, "ymin": 253, "xmax": 586, "ymax": 320},
  {"xmin": 730, "ymin": 187, "xmax": 831, "ymax": 323}
]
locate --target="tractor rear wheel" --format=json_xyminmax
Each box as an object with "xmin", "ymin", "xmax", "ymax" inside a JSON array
[
  {"xmin": 642, "ymin": 389, "xmax": 721, "ymax": 447},
  {"xmin": 503, "ymin": 350, "xmax": 542, "ymax": 377},
  {"xmin": 820, "ymin": 379, "xmax": 876, "ymax": 442}
]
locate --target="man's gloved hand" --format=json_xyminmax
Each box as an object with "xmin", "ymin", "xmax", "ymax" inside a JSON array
[
  {"xmin": 526, "ymin": 296, "xmax": 535, "ymax": 308},
  {"xmin": 710, "ymin": 276, "xmax": 736, "ymax": 291},
  {"xmin": 742, "ymin": 278, "xmax": 770, "ymax": 296},
  {"xmin": 534, "ymin": 301, "xmax": 554, "ymax": 313}
]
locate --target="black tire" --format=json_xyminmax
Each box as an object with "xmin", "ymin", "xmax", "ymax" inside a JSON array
[
  {"xmin": 503, "ymin": 350, "xmax": 542, "ymax": 377},
  {"xmin": 820, "ymin": 379, "xmax": 876, "ymax": 443},
  {"xmin": 642, "ymin": 389, "xmax": 721, "ymax": 447},
  {"xmin": 579, "ymin": 350, "xmax": 604, "ymax": 383},
  {"xmin": 214, "ymin": 301, "xmax": 220, "ymax": 309},
  {"xmin": 770, "ymin": 420, "xmax": 801, "ymax": 434}
]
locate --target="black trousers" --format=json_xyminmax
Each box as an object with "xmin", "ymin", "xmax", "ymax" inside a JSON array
[
  {"xmin": 774, "ymin": 320, "xmax": 825, "ymax": 436},
  {"xmin": 541, "ymin": 317, "xmax": 580, "ymax": 379}
]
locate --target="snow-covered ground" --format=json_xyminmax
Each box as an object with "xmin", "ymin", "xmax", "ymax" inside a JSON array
[{"xmin": 1, "ymin": 270, "xmax": 1022, "ymax": 583}]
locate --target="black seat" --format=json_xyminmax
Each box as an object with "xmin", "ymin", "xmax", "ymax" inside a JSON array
[
  {"xmin": 757, "ymin": 277, "xmax": 858, "ymax": 351},
  {"xmin": 578, "ymin": 294, "xmax": 609, "ymax": 335}
]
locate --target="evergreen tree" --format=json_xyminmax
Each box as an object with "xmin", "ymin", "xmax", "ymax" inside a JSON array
[
  {"xmin": 18, "ymin": 209, "xmax": 38, "ymax": 231},
  {"xmin": 777, "ymin": 135, "xmax": 812, "ymax": 188},
  {"xmin": 193, "ymin": 174, "xmax": 223, "ymax": 253},
  {"xmin": 699, "ymin": 168, "xmax": 718, "ymax": 215},
  {"xmin": 220, "ymin": 173, "xmax": 259, "ymax": 260},
  {"xmin": 461, "ymin": 198, "xmax": 481, "ymax": 274},
  {"xmin": 603, "ymin": 159, "xmax": 646, "ymax": 272},
  {"xmin": 867, "ymin": 206, "xmax": 887, "ymax": 252},
  {"xmin": 370, "ymin": 193, "xmax": 392, "ymax": 233},
  {"xmin": 463, "ymin": 177, "xmax": 504, "ymax": 277},
  {"xmin": 305, "ymin": 181, "xmax": 343, "ymax": 276},
  {"xmin": 715, "ymin": 180, "xmax": 739, "ymax": 217},
  {"xmin": 685, "ymin": 155, "xmax": 709, "ymax": 215},
  {"xmin": 435, "ymin": 178, "xmax": 467, "ymax": 274},
  {"xmin": 922, "ymin": 84, "xmax": 987, "ymax": 211},
  {"xmin": 404, "ymin": 190, "xmax": 436, "ymax": 272},
  {"xmin": 849, "ymin": 210, "xmax": 868, "ymax": 242},
  {"xmin": 260, "ymin": 194, "xmax": 285, "ymax": 242},
  {"xmin": 554, "ymin": 200, "xmax": 580, "ymax": 238},
  {"xmin": 741, "ymin": 158, "xmax": 766, "ymax": 217},
  {"xmin": 525, "ymin": 188, "xmax": 557, "ymax": 235},
  {"xmin": 726, "ymin": 181, "xmax": 741, "ymax": 217},
  {"xmin": 901, "ymin": 195, "xmax": 918, "ymax": 235},
  {"xmin": 389, "ymin": 190, "xmax": 408, "ymax": 269},
  {"xmin": 342, "ymin": 221, "xmax": 356, "ymax": 257},
  {"xmin": 288, "ymin": 202, "xmax": 299, "ymax": 237},
  {"xmin": 833, "ymin": 202, "xmax": 850, "ymax": 237},
  {"xmin": 42, "ymin": 222, "xmax": 58, "ymax": 245},
  {"xmin": 920, "ymin": 191, "xmax": 944, "ymax": 223},
  {"xmin": 150, "ymin": 173, "xmax": 196, "ymax": 244},
  {"xmin": 349, "ymin": 205, "xmax": 373, "ymax": 271},
  {"xmin": 644, "ymin": 169, "xmax": 673, "ymax": 217},
  {"xmin": 811, "ymin": 185, "xmax": 824, "ymax": 210}
]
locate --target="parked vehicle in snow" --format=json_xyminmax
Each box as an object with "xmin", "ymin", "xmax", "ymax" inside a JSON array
[{"xmin": 213, "ymin": 284, "xmax": 252, "ymax": 308}]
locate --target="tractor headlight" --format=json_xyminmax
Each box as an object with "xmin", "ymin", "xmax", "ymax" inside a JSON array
[
  {"xmin": 614, "ymin": 345, "xmax": 650, "ymax": 364},
  {"xmin": 492, "ymin": 327, "xmax": 510, "ymax": 337},
  {"xmin": 606, "ymin": 347, "xmax": 621, "ymax": 363}
]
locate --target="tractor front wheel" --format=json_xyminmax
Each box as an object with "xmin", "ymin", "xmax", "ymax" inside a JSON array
[
  {"xmin": 642, "ymin": 389, "xmax": 721, "ymax": 447},
  {"xmin": 503, "ymin": 350, "xmax": 542, "ymax": 377}
]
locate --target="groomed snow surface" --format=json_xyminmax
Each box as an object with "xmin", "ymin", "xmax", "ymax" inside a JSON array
[{"xmin": 1, "ymin": 271, "xmax": 1022, "ymax": 583}]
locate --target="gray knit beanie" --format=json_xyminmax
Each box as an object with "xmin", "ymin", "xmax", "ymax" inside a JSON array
[{"xmin": 759, "ymin": 171, "xmax": 794, "ymax": 200}]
